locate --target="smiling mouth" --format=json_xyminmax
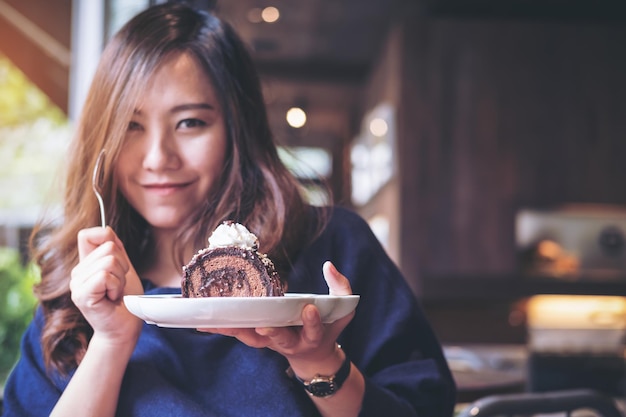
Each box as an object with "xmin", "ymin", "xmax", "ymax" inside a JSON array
[
  {"xmin": 145, "ymin": 183, "xmax": 183, "ymax": 188},
  {"xmin": 143, "ymin": 182, "xmax": 191, "ymax": 194}
]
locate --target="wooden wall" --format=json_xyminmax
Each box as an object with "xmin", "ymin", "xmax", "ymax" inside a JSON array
[
  {"xmin": 0, "ymin": 0, "xmax": 72, "ymax": 113},
  {"xmin": 396, "ymin": 14, "xmax": 626, "ymax": 297}
]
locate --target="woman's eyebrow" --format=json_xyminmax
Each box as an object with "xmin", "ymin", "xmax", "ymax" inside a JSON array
[
  {"xmin": 170, "ymin": 103, "xmax": 216, "ymax": 113},
  {"xmin": 132, "ymin": 103, "xmax": 217, "ymax": 116}
]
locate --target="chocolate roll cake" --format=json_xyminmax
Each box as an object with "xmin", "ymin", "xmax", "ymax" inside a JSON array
[{"xmin": 182, "ymin": 222, "xmax": 285, "ymax": 297}]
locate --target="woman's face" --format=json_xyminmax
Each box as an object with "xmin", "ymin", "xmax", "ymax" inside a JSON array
[{"xmin": 115, "ymin": 52, "xmax": 227, "ymax": 232}]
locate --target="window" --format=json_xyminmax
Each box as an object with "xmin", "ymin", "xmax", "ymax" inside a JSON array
[
  {"xmin": 350, "ymin": 103, "xmax": 396, "ymax": 206},
  {"xmin": 278, "ymin": 146, "xmax": 332, "ymax": 206}
]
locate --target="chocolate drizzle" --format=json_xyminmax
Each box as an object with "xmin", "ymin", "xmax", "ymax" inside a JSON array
[
  {"xmin": 181, "ymin": 246, "xmax": 284, "ymax": 297},
  {"xmin": 199, "ymin": 267, "xmax": 248, "ymax": 297}
]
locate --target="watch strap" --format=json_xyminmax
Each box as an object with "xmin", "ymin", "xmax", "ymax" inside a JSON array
[{"xmin": 288, "ymin": 349, "xmax": 351, "ymax": 398}]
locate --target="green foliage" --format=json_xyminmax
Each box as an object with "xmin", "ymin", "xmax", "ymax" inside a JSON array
[
  {"xmin": 0, "ymin": 53, "xmax": 66, "ymax": 127},
  {"xmin": 0, "ymin": 53, "xmax": 72, "ymax": 214},
  {"xmin": 0, "ymin": 247, "xmax": 39, "ymax": 384}
]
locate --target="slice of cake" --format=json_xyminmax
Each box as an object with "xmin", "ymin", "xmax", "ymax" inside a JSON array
[{"xmin": 181, "ymin": 221, "xmax": 285, "ymax": 297}]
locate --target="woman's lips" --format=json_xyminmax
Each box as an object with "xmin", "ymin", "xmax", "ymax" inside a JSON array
[{"xmin": 142, "ymin": 182, "xmax": 191, "ymax": 196}]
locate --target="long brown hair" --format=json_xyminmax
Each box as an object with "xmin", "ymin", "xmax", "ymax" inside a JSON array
[{"xmin": 30, "ymin": 2, "xmax": 328, "ymax": 375}]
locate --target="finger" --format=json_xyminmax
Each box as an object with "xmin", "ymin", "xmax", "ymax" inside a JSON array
[
  {"xmin": 86, "ymin": 266, "xmax": 125, "ymax": 301},
  {"xmin": 105, "ymin": 272, "xmax": 126, "ymax": 301},
  {"xmin": 77, "ymin": 226, "xmax": 122, "ymax": 260},
  {"xmin": 71, "ymin": 253, "xmax": 128, "ymax": 300},
  {"xmin": 254, "ymin": 327, "xmax": 278, "ymax": 337},
  {"xmin": 72, "ymin": 269, "xmax": 124, "ymax": 307},
  {"xmin": 76, "ymin": 228, "xmax": 141, "ymax": 298},
  {"xmin": 299, "ymin": 304, "xmax": 324, "ymax": 346},
  {"xmin": 255, "ymin": 306, "xmax": 324, "ymax": 356},
  {"xmin": 255, "ymin": 327, "xmax": 301, "ymax": 352},
  {"xmin": 323, "ymin": 261, "xmax": 352, "ymax": 296},
  {"xmin": 72, "ymin": 243, "xmax": 128, "ymax": 284}
]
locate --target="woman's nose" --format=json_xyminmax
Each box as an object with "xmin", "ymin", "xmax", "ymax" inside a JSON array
[{"xmin": 142, "ymin": 130, "xmax": 181, "ymax": 171}]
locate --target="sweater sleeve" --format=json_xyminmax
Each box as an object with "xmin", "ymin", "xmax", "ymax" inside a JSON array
[
  {"xmin": 288, "ymin": 207, "xmax": 456, "ymax": 417},
  {"xmin": 2, "ymin": 308, "xmax": 67, "ymax": 417}
]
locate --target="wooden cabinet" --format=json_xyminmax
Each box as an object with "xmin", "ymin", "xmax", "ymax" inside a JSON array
[{"xmin": 392, "ymin": 12, "xmax": 626, "ymax": 298}]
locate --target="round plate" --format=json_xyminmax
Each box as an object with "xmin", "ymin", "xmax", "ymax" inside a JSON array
[{"xmin": 123, "ymin": 293, "xmax": 360, "ymax": 328}]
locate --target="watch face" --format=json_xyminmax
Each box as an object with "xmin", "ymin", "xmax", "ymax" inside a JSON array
[{"xmin": 306, "ymin": 378, "xmax": 336, "ymax": 397}]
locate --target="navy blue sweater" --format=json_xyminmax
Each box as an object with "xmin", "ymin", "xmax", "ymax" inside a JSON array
[{"xmin": 3, "ymin": 207, "xmax": 455, "ymax": 416}]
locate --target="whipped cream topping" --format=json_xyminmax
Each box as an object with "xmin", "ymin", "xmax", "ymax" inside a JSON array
[{"xmin": 208, "ymin": 221, "xmax": 259, "ymax": 250}]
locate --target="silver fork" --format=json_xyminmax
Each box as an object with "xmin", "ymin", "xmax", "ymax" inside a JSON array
[{"xmin": 92, "ymin": 150, "xmax": 106, "ymax": 228}]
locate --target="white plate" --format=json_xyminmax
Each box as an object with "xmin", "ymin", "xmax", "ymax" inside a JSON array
[{"xmin": 123, "ymin": 293, "xmax": 360, "ymax": 328}]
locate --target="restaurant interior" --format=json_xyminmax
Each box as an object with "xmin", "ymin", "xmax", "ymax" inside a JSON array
[{"xmin": 2, "ymin": 0, "xmax": 626, "ymax": 414}]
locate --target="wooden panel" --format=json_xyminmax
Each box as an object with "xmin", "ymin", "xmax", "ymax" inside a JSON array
[
  {"xmin": 0, "ymin": 0, "xmax": 71, "ymax": 113},
  {"xmin": 397, "ymin": 15, "xmax": 626, "ymax": 294},
  {"xmin": 422, "ymin": 0, "xmax": 626, "ymax": 20},
  {"xmin": 4, "ymin": 0, "xmax": 72, "ymax": 46}
]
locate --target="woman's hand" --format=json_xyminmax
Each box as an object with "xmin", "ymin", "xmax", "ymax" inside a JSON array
[
  {"xmin": 70, "ymin": 226, "xmax": 144, "ymax": 346},
  {"xmin": 52, "ymin": 228, "xmax": 144, "ymax": 417},
  {"xmin": 201, "ymin": 262, "xmax": 365, "ymax": 417},
  {"xmin": 198, "ymin": 261, "xmax": 354, "ymax": 371}
]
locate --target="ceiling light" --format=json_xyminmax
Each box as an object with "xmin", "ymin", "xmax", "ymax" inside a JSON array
[
  {"xmin": 369, "ymin": 117, "xmax": 388, "ymax": 137},
  {"xmin": 261, "ymin": 6, "xmax": 280, "ymax": 23},
  {"xmin": 286, "ymin": 107, "xmax": 306, "ymax": 128}
]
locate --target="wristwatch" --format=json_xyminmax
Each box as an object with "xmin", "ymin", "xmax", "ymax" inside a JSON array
[{"xmin": 288, "ymin": 351, "xmax": 351, "ymax": 398}]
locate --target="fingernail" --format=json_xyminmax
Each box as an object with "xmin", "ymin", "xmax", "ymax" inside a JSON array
[
  {"xmin": 255, "ymin": 328, "xmax": 267, "ymax": 335},
  {"xmin": 305, "ymin": 306, "xmax": 317, "ymax": 321}
]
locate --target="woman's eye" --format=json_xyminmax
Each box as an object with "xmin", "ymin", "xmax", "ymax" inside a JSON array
[
  {"xmin": 127, "ymin": 121, "xmax": 142, "ymax": 131},
  {"xmin": 177, "ymin": 118, "xmax": 206, "ymax": 129}
]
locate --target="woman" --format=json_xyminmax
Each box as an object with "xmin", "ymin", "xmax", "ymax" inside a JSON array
[{"xmin": 2, "ymin": 3, "xmax": 455, "ymax": 417}]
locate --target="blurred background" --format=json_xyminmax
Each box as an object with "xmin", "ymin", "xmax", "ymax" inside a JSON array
[{"xmin": 2, "ymin": 0, "xmax": 626, "ymax": 407}]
